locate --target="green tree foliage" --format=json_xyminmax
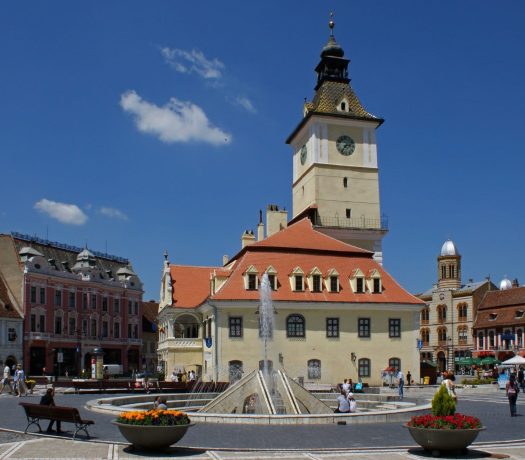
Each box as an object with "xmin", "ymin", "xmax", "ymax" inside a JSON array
[{"xmin": 431, "ymin": 384, "xmax": 456, "ymax": 416}]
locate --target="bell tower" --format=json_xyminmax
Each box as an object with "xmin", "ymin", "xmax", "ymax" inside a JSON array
[{"xmin": 286, "ymin": 15, "xmax": 387, "ymax": 263}]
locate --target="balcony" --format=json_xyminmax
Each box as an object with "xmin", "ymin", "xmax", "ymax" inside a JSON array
[
  {"xmin": 313, "ymin": 214, "xmax": 388, "ymax": 231},
  {"xmin": 166, "ymin": 338, "xmax": 203, "ymax": 350}
]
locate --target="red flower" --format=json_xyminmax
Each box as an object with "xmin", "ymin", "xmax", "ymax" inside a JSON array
[{"xmin": 408, "ymin": 413, "xmax": 482, "ymax": 430}]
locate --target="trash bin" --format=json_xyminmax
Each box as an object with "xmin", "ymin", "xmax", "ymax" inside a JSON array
[{"xmin": 423, "ymin": 376, "xmax": 430, "ymax": 385}]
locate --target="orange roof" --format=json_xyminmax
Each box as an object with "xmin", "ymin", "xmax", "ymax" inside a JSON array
[
  {"xmin": 142, "ymin": 300, "xmax": 159, "ymax": 323},
  {"xmin": 168, "ymin": 219, "xmax": 421, "ymax": 308}
]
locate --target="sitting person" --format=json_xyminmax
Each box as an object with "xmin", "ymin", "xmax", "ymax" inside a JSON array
[
  {"xmin": 170, "ymin": 371, "xmax": 179, "ymax": 382},
  {"xmin": 153, "ymin": 396, "xmax": 162, "ymax": 409},
  {"xmin": 40, "ymin": 388, "xmax": 63, "ymax": 434},
  {"xmin": 347, "ymin": 392, "xmax": 357, "ymax": 413},
  {"xmin": 156, "ymin": 397, "xmax": 168, "ymax": 410},
  {"xmin": 334, "ymin": 389, "xmax": 350, "ymax": 413}
]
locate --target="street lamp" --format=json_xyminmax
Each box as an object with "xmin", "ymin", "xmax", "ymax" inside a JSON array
[{"xmin": 447, "ymin": 336, "xmax": 454, "ymax": 372}]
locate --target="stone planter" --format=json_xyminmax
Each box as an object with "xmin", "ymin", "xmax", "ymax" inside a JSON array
[
  {"xmin": 113, "ymin": 422, "xmax": 193, "ymax": 450},
  {"xmin": 404, "ymin": 424, "xmax": 485, "ymax": 454}
]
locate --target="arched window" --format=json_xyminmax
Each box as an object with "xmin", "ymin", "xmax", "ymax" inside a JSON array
[
  {"xmin": 437, "ymin": 305, "xmax": 447, "ymax": 323},
  {"xmin": 421, "ymin": 328, "xmax": 430, "ymax": 345},
  {"xmin": 421, "ymin": 308, "xmax": 429, "ymax": 324},
  {"xmin": 389, "ymin": 357, "xmax": 401, "ymax": 372},
  {"xmin": 458, "ymin": 326, "xmax": 468, "ymax": 344},
  {"xmin": 457, "ymin": 303, "xmax": 468, "ymax": 321},
  {"xmin": 229, "ymin": 360, "xmax": 243, "ymax": 382},
  {"xmin": 438, "ymin": 327, "xmax": 447, "ymax": 343},
  {"xmin": 478, "ymin": 331, "xmax": 484, "ymax": 349},
  {"xmin": 174, "ymin": 314, "xmax": 199, "ymax": 338},
  {"xmin": 307, "ymin": 359, "xmax": 321, "ymax": 379},
  {"xmin": 286, "ymin": 314, "xmax": 305, "ymax": 337},
  {"xmin": 358, "ymin": 358, "xmax": 370, "ymax": 378}
]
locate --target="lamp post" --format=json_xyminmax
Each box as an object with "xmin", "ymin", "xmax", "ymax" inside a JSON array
[{"xmin": 447, "ymin": 336, "xmax": 454, "ymax": 373}]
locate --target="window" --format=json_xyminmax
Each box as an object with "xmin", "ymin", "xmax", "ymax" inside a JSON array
[
  {"xmin": 458, "ymin": 326, "xmax": 468, "ymax": 343},
  {"xmin": 134, "ymin": 301, "xmax": 139, "ymax": 315},
  {"xmin": 449, "ymin": 265, "xmax": 455, "ymax": 278},
  {"xmin": 489, "ymin": 313, "xmax": 497, "ymax": 321},
  {"xmin": 69, "ymin": 317, "xmax": 76, "ymax": 335},
  {"xmin": 286, "ymin": 314, "xmax": 305, "ymax": 337},
  {"xmin": 437, "ymin": 304, "xmax": 447, "ymax": 323},
  {"xmin": 229, "ymin": 361, "xmax": 243, "ymax": 382},
  {"xmin": 91, "ymin": 319, "xmax": 97, "ymax": 338},
  {"xmin": 312, "ymin": 275, "xmax": 322, "ymax": 292},
  {"xmin": 478, "ymin": 331, "xmax": 484, "ymax": 349},
  {"xmin": 358, "ymin": 358, "xmax": 370, "ymax": 378},
  {"xmin": 389, "ymin": 357, "xmax": 401, "ymax": 372},
  {"xmin": 39, "ymin": 315, "xmax": 45, "ymax": 333},
  {"xmin": 229, "ymin": 317, "xmax": 243, "ymax": 338},
  {"xmin": 517, "ymin": 329, "xmax": 523, "ymax": 348},
  {"xmin": 128, "ymin": 300, "xmax": 133, "ymax": 314},
  {"xmin": 82, "ymin": 293, "xmax": 88, "ymax": 310},
  {"xmin": 341, "ymin": 102, "xmax": 346, "ymax": 111},
  {"xmin": 68, "ymin": 292, "xmax": 75, "ymax": 308},
  {"xmin": 55, "ymin": 316, "xmax": 62, "ymax": 334},
  {"xmin": 346, "ymin": 208, "xmax": 351, "ymax": 219},
  {"xmin": 358, "ymin": 318, "xmax": 371, "ymax": 337},
  {"xmin": 114, "ymin": 322, "xmax": 120, "ymax": 339},
  {"xmin": 326, "ymin": 318, "xmax": 339, "ymax": 338},
  {"xmin": 438, "ymin": 327, "xmax": 447, "ymax": 343},
  {"xmin": 489, "ymin": 330, "xmax": 495, "ymax": 347},
  {"xmin": 457, "ymin": 303, "xmax": 468, "ymax": 321},
  {"xmin": 114, "ymin": 298, "xmax": 120, "ymax": 313},
  {"xmin": 441, "ymin": 265, "xmax": 446, "ymax": 279},
  {"xmin": 102, "ymin": 321, "xmax": 108, "ymax": 338},
  {"xmin": 294, "ymin": 275, "xmax": 304, "ymax": 291},
  {"xmin": 373, "ymin": 278, "xmax": 381, "ymax": 293},
  {"xmin": 39, "ymin": 287, "xmax": 46, "ymax": 304},
  {"xmin": 91, "ymin": 294, "xmax": 97, "ymax": 309},
  {"xmin": 389, "ymin": 319, "xmax": 401, "ymax": 338},
  {"xmin": 82, "ymin": 319, "xmax": 88, "ymax": 335},
  {"xmin": 267, "ymin": 274, "xmax": 276, "ymax": 290},
  {"xmin": 102, "ymin": 297, "xmax": 108, "ymax": 312},
  {"xmin": 330, "ymin": 276, "xmax": 339, "ymax": 292},
  {"xmin": 30, "ymin": 287, "xmax": 37, "ymax": 303},
  {"xmin": 356, "ymin": 277, "xmax": 365, "ymax": 293},
  {"xmin": 421, "ymin": 328, "xmax": 430, "ymax": 345},
  {"xmin": 308, "ymin": 359, "xmax": 321, "ymax": 379},
  {"xmin": 421, "ymin": 308, "xmax": 429, "ymax": 324},
  {"xmin": 30, "ymin": 314, "xmax": 36, "ymax": 332},
  {"xmin": 516, "ymin": 310, "xmax": 524, "ymax": 319},
  {"xmin": 54, "ymin": 290, "xmax": 62, "ymax": 307},
  {"xmin": 248, "ymin": 274, "xmax": 257, "ymax": 290},
  {"xmin": 8, "ymin": 328, "xmax": 17, "ymax": 342},
  {"xmin": 343, "ymin": 177, "xmax": 348, "ymax": 188}
]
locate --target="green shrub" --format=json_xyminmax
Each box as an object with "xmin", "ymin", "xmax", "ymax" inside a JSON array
[
  {"xmin": 461, "ymin": 378, "xmax": 494, "ymax": 385},
  {"xmin": 431, "ymin": 384, "xmax": 456, "ymax": 416}
]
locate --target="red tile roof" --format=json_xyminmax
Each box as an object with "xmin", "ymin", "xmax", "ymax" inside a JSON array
[
  {"xmin": 477, "ymin": 287, "xmax": 525, "ymax": 310},
  {"xmin": 0, "ymin": 275, "xmax": 22, "ymax": 319},
  {"xmin": 168, "ymin": 219, "xmax": 421, "ymax": 308},
  {"xmin": 474, "ymin": 287, "xmax": 525, "ymax": 329},
  {"xmin": 142, "ymin": 300, "xmax": 159, "ymax": 323}
]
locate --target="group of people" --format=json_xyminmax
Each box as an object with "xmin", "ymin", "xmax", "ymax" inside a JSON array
[
  {"xmin": 334, "ymin": 379, "xmax": 357, "ymax": 413},
  {"xmin": 170, "ymin": 369, "xmax": 196, "ymax": 383},
  {"xmin": 0, "ymin": 364, "xmax": 28, "ymax": 397}
]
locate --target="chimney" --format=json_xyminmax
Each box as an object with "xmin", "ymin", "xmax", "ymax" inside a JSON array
[
  {"xmin": 513, "ymin": 278, "xmax": 520, "ymax": 288},
  {"xmin": 223, "ymin": 255, "xmax": 229, "ymax": 265},
  {"xmin": 241, "ymin": 230, "xmax": 256, "ymax": 248},
  {"xmin": 266, "ymin": 204, "xmax": 288, "ymax": 237},
  {"xmin": 257, "ymin": 209, "xmax": 264, "ymax": 241}
]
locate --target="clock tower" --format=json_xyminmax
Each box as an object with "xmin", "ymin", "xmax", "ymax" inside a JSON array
[{"xmin": 286, "ymin": 16, "xmax": 387, "ymax": 263}]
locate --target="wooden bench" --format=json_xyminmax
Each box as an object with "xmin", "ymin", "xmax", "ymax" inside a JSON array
[{"xmin": 19, "ymin": 402, "xmax": 94, "ymax": 439}]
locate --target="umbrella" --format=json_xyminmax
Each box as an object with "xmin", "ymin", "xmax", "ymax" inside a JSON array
[
  {"xmin": 480, "ymin": 357, "xmax": 500, "ymax": 365},
  {"xmin": 502, "ymin": 355, "xmax": 525, "ymax": 365},
  {"xmin": 456, "ymin": 357, "xmax": 474, "ymax": 366}
]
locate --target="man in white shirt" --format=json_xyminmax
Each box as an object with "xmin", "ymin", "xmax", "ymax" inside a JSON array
[
  {"xmin": 335, "ymin": 389, "xmax": 350, "ymax": 413},
  {"xmin": 341, "ymin": 379, "xmax": 350, "ymax": 395},
  {"xmin": 0, "ymin": 365, "xmax": 12, "ymax": 394},
  {"xmin": 397, "ymin": 369, "xmax": 405, "ymax": 400}
]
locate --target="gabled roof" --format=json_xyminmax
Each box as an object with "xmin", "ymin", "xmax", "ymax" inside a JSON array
[
  {"xmin": 478, "ymin": 287, "xmax": 525, "ymax": 310},
  {"xmin": 169, "ymin": 265, "xmax": 220, "ymax": 308}
]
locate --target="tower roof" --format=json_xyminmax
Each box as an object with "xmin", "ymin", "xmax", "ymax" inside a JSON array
[{"xmin": 440, "ymin": 239, "xmax": 459, "ymax": 256}]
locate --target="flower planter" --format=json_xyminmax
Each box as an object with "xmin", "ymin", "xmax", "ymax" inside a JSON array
[
  {"xmin": 113, "ymin": 422, "xmax": 193, "ymax": 450},
  {"xmin": 404, "ymin": 424, "xmax": 485, "ymax": 453}
]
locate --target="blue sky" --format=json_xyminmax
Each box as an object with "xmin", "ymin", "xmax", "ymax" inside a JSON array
[{"xmin": 1, "ymin": 1, "xmax": 524, "ymax": 300}]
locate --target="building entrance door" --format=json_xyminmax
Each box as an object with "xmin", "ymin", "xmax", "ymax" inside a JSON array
[{"xmin": 29, "ymin": 347, "xmax": 45, "ymax": 375}]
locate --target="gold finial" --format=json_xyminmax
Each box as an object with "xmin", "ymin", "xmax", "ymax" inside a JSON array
[{"xmin": 329, "ymin": 12, "xmax": 335, "ymax": 36}]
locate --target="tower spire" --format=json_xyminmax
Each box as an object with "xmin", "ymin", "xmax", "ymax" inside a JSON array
[{"xmin": 329, "ymin": 12, "xmax": 335, "ymax": 37}]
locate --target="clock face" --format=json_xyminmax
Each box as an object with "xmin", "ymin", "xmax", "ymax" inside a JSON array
[
  {"xmin": 336, "ymin": 135, "xmax": 356, "ymax": 156},
  {"xmin": 300, "ymin": 145, "xmax": 307, "ymax": 165}
]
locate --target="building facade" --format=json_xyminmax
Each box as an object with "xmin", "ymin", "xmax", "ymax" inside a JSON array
[
  {"xmin": 0, "ymin": 233, "xmax": 143, "ymax": 376},
  {"xmin": 157, "ymin": 218, "xmax": 423, "ymax": 386},
  {"xmin": 0, "ymin": 272, "xmax": 23, "ymax": 370},
  {"xmin": 286, "ymin": 18, "xmax": 387, "ymax": 264},
  {"xmin": 473, "ymin": 280, "xmax": 524, "ymax": 361},
  {"xmin": 417, "ymin": 240, "xmax": 495, "ymax": 376},
  {"xmin": 142, "ymin": 300, "xmax": 159, "ymax": 373}
]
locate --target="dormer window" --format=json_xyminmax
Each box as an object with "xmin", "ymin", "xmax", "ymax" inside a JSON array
[
  {"xmin": 373, "ymin": 278, "xmax": 381, "ymax": 293},
  {"xmin": 290, "ymin": 267, "xmax": 305, "ymax": 292},
  {"xmin": 295, "ymin": 275, "xmax": 304, "ymax": 291},
  {"xmin": 516, "ymin": 310, "xmax": 524, "ymax": 319},
  {"xmin": 366, "ymin": 269, "xmax": 382, "ymax": 294},
  {"xmin": 265, "ymin": 266, "xmax": 278, "ymax": 291},
  {"xmin": 356, "ymin": 277, "xmax": 365, "ymax": 293},
  {"xmin": 489, "ymin": 313, "xmax": 498, "ymax": 321},
  {"xmin": 244, "ymin": 265, "xmax": 259, "ymax": 291},
  {"xmin": 312, "ymin": 275, "xmax": 322, "ymax": 292},
  {"xmin": 338, "ymin": 98, "xmax": 349, "ymax": 113},
  {"xmin": 307, "ymin": 267, "xmax": 323, "ymax": 292},
  {"xmin": 350, "ymin": 269, "xmax": 366, "ymax": 294},
  {"xmin": 326, "ymin": 269, "xmax": 340, "ymax": 293}
]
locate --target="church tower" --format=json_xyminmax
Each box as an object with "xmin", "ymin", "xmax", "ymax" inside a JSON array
[{"xmin": 286, "ymin": 16, "xmax": 387, "ymax": 263}]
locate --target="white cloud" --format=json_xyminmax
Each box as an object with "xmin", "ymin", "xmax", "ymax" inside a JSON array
[
  {"xmin": 120, "ymin": 90, "xmax": 232, "ymax": 145},
  {"xmin": 99, "ymin": 207, "xmax": 128, "ymax": 220},
  {"xmin": 234, "ymin": 96, "xmax": 256, "ymax": 113},
  {"xmin": 34, "ymin": 199, "xmax": 88, "ymax": 225},
  {"xmin": 161, "ymin": 47, "xmax": 224, "ymax": 80}
]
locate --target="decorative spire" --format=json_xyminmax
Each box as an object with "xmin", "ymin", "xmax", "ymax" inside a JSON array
[{"xmin": 329, "ymin": 12, "xmax": 335, "ymax": 37}]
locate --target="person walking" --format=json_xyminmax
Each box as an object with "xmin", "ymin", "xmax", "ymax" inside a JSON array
[
  {"xmin": 40, "ymin": 388, "xmax": 63, "ymax": 433},
  {"xmin": 396, "ymin": 369, "xmax": 405, "ymax": 400},
  {"xmin": 506, "ymin": 373, "xmax": 520, "ymax": 417},
  {"xmin": 406, "ymin": 370, "xmax": 412, "ymax": 386},
  {"xmin": 14, "ymin": 365, "xmax": 27, "ymax": 397},
  {"xmin": 0, "ymin": 364, "xmax": 13, "ymax": 394}
]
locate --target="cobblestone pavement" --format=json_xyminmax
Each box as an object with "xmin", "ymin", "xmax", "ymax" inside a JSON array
[{"xmin": 0, "ymin": 386, "xmax": 523, "ymax": 458}]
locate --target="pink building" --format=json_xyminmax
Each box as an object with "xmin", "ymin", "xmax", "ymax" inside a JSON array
[{"xmin": 0, "ymin": 233, "xmax": 143, "ymax": 376}]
